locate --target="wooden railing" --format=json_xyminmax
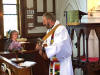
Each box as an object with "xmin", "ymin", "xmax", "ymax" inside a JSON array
[{"xmin": 68, "ymin": 23, "xmax": 100, "ymax": 75}]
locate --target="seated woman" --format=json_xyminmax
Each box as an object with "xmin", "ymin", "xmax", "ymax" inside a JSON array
[{"xmin": 4, "ymin": 30, "xmax": 22, "ymax": 52}]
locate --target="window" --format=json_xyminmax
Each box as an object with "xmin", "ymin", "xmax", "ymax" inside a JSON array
[{"xmin": 3, "ymin": 0, "xmax": 18, "ymax": 36}]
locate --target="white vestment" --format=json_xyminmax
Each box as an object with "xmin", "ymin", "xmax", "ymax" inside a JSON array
[{"xmin": 44, "ymin": 20, "xmax": 73, "ymax": 75}]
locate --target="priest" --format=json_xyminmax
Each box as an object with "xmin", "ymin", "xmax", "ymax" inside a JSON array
[{"xmin": 36, "ymin": 12, "xmax": 73, "ymax": 75}]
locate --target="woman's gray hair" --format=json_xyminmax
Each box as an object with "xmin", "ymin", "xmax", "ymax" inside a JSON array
[{"xmin": 10, "ymin": 30, "xmax": 18, "ymax": 38}]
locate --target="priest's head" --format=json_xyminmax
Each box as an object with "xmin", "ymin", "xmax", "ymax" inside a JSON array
[{"xmin": 43, "ymin": 13, "xmax": 56, "ymax": 29}]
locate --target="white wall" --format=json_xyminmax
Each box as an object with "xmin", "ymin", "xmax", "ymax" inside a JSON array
[
  {"xmin": 26, "ymin": 0, "xmax": 33, "ymax": 8},
  {"xmin": 56, "ymin": 0, "xmax": 88, "ymax": 25},
  {"xmin": 88, "ymin": 5, "xmax": 100, "ymax": 23}
]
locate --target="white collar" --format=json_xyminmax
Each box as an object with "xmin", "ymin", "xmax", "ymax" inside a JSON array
[
  {"xmin": 47, "ymin": 20, "xmax": 60, "ymax": 32},
  {"xmin": 53, "ymin": 20, "xmax": 60, "ymax": 28}
]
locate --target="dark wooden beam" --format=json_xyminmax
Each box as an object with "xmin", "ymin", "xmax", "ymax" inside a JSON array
[
  {"xmin": 53, "ymin": 0, "xmax": 56, "ymax": 14},
  {"xmin": 20, "ymin": 0, "xmax": 27, "ymax": 37},
  {"xmin": 33, "ymin": 0, "xmax": 37, "ymax": 27},
  {"xmin": 0, "ymin": 0, "xmax": 4, "ymax": 39},
  {"xmin": 43, "ymin": 0, "xmax": 47, "ymax": 12}
]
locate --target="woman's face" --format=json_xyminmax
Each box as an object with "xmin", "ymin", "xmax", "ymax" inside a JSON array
[{"xmin": 11, "ymin": 32, "xmax": 18, "ymax": 40}]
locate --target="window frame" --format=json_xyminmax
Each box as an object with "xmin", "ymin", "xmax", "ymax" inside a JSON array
[{"xmin": 2, "ymin": 0, "xmax": 20, "ymax": 36}]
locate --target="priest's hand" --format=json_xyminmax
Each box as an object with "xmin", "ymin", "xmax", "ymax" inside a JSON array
[
  {"xmin": 35, "ymin": 42, "xmax": 48, "ymax": 60},
  {"xmin": 35, "ymin": 43, "xmax": 42, "ymax": 51},
  {"xmin": 37, "ymin": 47, "xmax": 48, "ymax": 60}
]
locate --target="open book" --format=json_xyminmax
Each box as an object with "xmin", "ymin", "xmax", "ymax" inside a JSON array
[{"xmin": 19, "ymin": 61, "xmax": 36, "ymax": 67}]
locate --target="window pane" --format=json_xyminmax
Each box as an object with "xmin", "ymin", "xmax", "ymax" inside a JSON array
[
  {"xmin": 3, "ymin": 5, "xmax": 17, "ymax": 14},
  {"xmin": 3, "ymin": 0, "xmax": 16, "ymax": 4},
  {"xmin": 3, "ymin": 15, "xmax": 18, "ymax": 36}
]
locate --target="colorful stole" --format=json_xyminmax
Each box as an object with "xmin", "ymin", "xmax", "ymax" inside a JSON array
[
  {"xmin": 41, "ymin": 24, "xmax": 61, "ymax": 75},
  {"xmin": 49, "ymin": 32, "xmax": 60, "ymax": 75}
]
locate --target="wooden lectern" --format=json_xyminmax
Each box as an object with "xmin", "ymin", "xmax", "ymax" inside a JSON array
[{"xmin": 0, "ymin": 50, "xmax": 49, "ymax": 75}]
